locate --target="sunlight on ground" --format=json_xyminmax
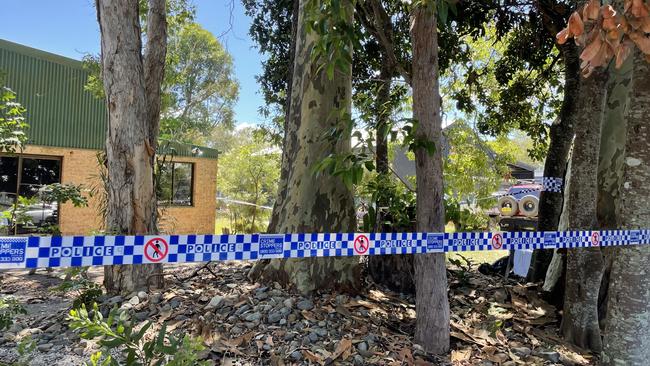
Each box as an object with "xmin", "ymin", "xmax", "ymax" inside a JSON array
[
  {"xmin": 444, "ymin": 221, "xmax": 507, "ymax": 264},
  {"xmin": 447, "ymin": 250, "xmax": 508, "ymax": 265},
  {"xmin": 215, "ymin": 216, "xmax": 229, "ymax": 234}
]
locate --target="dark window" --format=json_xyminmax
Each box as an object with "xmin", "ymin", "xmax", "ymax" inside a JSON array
[
  {"xmin": 157, "ymin": 162, "xmax": 193, "ymax": 206},
  {"xmin": 0, "ymin": 155, "xmax": 62, "ymax": 233}
]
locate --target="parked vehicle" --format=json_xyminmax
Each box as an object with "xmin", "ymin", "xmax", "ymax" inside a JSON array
[{"xmin": 496, "ymin": 183, "xmax": 541, "ymax": 231}]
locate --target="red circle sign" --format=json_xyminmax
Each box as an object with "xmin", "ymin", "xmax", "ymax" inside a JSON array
[
  {"xmin": 591, "ymin": 232, "xmax": 600, "ymax": 247},
  {"xmin": 491, "ymin": 233, "xmax": 503, "ymax": 250},
  {"xmin": 144, "ymin": 237, "xmax": 168, "ymax": 262},
  {"xmin": 353, "ymin": 235, "xmax": 370, "ymax": 255}
]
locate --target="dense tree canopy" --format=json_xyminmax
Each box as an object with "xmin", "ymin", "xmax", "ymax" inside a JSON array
[
  {"xmin": 161, "ymin": 22, "xmax": 239, "ymax": 144},
  {"xmin": 219, "ymin": 129, "xmax": 280, "ymax": 232},
  {"xmin": 84, "ymin": 0, "xmax": 239, "ymax": 146}
]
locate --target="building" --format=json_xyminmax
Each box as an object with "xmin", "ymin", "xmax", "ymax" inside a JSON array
[{"xmin": 0, "ymin": 39, "xmax": 218, "ymax": 235}]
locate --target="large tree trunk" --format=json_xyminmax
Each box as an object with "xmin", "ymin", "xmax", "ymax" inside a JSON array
[
  {"xmin": 249, "ymin": 0, "xmax": 361, "ymax": 294},
  {"xmin": 601, "ymin": 51, "xmax": 650, "ymax": 365},
  {"xmin": 595, "ymin": 56, "xmax": 632, "ymax": 327},
  {"xmin": 528, "ymin": 42, "xmax": 580, "ymax": 282},
  {"xmin": 411, "ymin": 4, "xmax": 450, "ymax": 354},
  {"xmin": 560, "ymin": 69, "xmax": 608, "ymax": 352},
  {"xmin": 97, "ymin": 0, "xmax": 167, "ymax": 294}
]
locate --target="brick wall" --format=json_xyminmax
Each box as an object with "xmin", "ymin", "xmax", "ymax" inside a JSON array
[
  {"xmin": 21, "ymin": 145, "xmax": 217, "ymax": 235},
  {"xmin": 159, "ymin": 155, "xmax": 218, "ymax": 234}
]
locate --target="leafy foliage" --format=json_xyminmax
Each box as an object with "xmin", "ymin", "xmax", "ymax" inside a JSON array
[
  {"xmin": 1, "ymin": 196, "xmax": 39, "ymax": 231},
  {"xmin": 0, "ymin": 296, "xmax": 26, "ymax": 331},
  {"xmin": 443, "ymin": 120, "xmax": 510, "ymax": 210},
  {"xmin": 161, "ymin": 22, "xmax": 239, "ymax": 144},
  {"xmin": 69, "ymin": 304, "xmax": 210, "ymax": 366},
  {"xmin": 52, "ymin": 267, "xmax": 103, "ymax": 310},
  {"xmin": 83, "ymin": 1, "xmax": 238, "ymax": 145},
  {"xmin": 218, "ymin": 129, "xmax": 280, "ymax": 233},
  {"xmin": 304, "ymin": 0, "xmax": 358, "ymax": 80},
  {"xmin": 0, "ymin": 85, "xmax": 28, "ymax": 154},
  {"xmin": 359, "ymin": 174, "xmax": 416, "ymax": 232},
  {"xmin": 40, "ymin": 183, "xmax": 89, "ymax": 207},
  {"xmin": 1, "ymin": 183, "xmax": 89, "ymax": 235}
]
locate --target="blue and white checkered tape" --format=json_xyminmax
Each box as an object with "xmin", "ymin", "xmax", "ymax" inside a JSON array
[{"xmin": 1, "ymin": 229, "xmax": 649, "ymax": 269}]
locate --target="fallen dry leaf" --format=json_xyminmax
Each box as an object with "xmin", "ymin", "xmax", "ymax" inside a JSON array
[
  {"xmin": 451, "ymin": 348, "xmax": 472, "ymax": 363},
  {"xmin": 332, "ymin": 338, "xmax": 353, "ymax": 361},
  {"xmin": 302, "ymin": 349, "xmax": 324, "ymax": 365},
  {"xmin": 398, "ymin": 347, "xmax": 415, "ymax": 366},
  {"xmin": 301, "ymin": 310, "xmax": 318, "ymax": 322}
]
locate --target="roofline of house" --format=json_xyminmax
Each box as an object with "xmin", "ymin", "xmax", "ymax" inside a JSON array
[
  {"xmin": 507, "ymin": 161, "xmax": 536, "ymax": 172},
  {"xmin": 1, "ymin": 39, "xmax": 219, "ymax": 160},
  {"xmin": 0, "ymin": 38, "xmax": 86, "ymax": 70}
]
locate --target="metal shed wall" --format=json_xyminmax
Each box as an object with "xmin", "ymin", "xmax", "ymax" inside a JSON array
[{"xmin": 0, "ymin": 39, "xmax": 219, "ymax": 159}]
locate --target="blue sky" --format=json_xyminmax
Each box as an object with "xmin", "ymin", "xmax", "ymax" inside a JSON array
[{"xmin": 0, "ymin": 0, "xmax": 266, "ymax": 126}]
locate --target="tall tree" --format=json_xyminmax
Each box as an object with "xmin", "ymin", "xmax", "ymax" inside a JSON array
[
  {"xmin": 601, "ymin": 49, "xmax": 650, "ymax": 365},
  {"xmin": 354, "ymin": 0, "xmax": 413, "ymax": 292},
  {"xmin": 96, "ymin": 0, "xmax": 167, "ymax": 293},
  {"xmin": 219, "ymin": 130, "xmax": 280, "ymax": 232},
  {"xmin": 560, "ymin": 69, "xmax": 608, "ymax": 351},
  {"xmin": 411, "ymin": 0, "xmax": 449, "ymax": 354},
  {"xmin": 249, "ymin": 0, "xmax": 361, "ymax": 293},
  {"xmin": 161, "ymin": 22, "xmax": 239, "ymax": 144},
  {"xmin": 85, "ymin": 2, "xmax": 238, "ymax": 147},
  {"xmin": 528, "ymin": 40, "xmax": 580, "ymax": 282}
]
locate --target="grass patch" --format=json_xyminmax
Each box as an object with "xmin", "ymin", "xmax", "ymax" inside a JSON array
[
  {"xmin": 215, "ymin": 216, "xmax": 230, "ymax": 234},
  {"xmin": 447, "ymin": 250, "xmax": 508, "ymax": 265}
]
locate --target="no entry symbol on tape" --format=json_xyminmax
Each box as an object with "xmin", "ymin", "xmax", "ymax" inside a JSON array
[
  {"xmin": 354, "ymin": 235, "xmax": 370, "ymax": 255},
  {"xmin": 145, "ymin": 237, "xmax": 168, "ymax": 262},
  {"xmin": 591, "ymin": 232, "xmax": 600, "ymax": 247},
  {"xmin": 491, "ymin": 233, "xmax": 503, "ymax": 250}
]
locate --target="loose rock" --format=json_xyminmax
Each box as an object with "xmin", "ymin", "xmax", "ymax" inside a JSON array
[
  {"xmin": 37, "ymin": 343, "xmax": 53, "ymax": 352},
  {"xmin": 290, "ymin": 351, "xmax": 302, "ymax": 361},
  {"xmin": 512, "ymin": 346, "xmax": 532, "ymax": 357},
  {"xmin": 296, "ymin": 299, "xmax": 314, "ymax": 311},
  {"xmin": 205, "ymin": 295, "xmax": 224, "ymax": 310},
  {"xmin": 137, "ymin": 291, "xmax": 148, "ymax": 301},
  {"xmin": 537, "ymin": 350, "xmax": 561, "ymax": 363}
]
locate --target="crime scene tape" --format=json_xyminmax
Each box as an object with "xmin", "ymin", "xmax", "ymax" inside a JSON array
[
  {"xmin": 0, "ymin": 228, "xmax": 644, "ymax": 269},
  {"xmin": 541, "ymin": 177, "xmax": 564, "ymax": 192},
  {"xmin": 477, "ymin": 177, "xmax": 564, "ymax": 202}
]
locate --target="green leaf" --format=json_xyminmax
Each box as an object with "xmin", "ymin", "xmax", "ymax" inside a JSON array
[
  {"xmin": 134, "ymin": 321, "xmax": 152, "ymax": 342},
  {"xmin": 156, "ymin": 323, "xmax": 167, "ymax": 349},
  {"xmin": 100, "ymin": 337, "xmax": 126, "ymax": 348}
]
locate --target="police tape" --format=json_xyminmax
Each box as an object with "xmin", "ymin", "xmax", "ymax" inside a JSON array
[
  {"xmin": 541, "ymin": 177, "xmax": 564, "ymax": 192},
  {"xmin": 477, "ymin": 177, "xmax": 564, "ymax": 202},
  {"xmin": 0, "ymin": 229, "xmax": 645, "ymax": 269}
]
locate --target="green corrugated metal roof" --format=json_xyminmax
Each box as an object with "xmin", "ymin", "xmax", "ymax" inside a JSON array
[{"xmin": 0, "ymin": 38, "xmax": 218, "ymax": 159}]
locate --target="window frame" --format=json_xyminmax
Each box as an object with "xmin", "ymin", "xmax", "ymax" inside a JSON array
[
  {"xmin": 0, "ymin": 153, "xmax": 63, "ymax": 231},
  {"xmin": 157, "ymin": 161, "xmax": 195, "ymax": 207}
]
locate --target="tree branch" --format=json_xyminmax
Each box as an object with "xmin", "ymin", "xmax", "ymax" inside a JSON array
[
  {"xmin": 144, "ymin": 0, "xmax": 168, "ymax": 148},
  {"xmin": 356, "ymin": 0, "xmax": 412, "ymax": 85}
]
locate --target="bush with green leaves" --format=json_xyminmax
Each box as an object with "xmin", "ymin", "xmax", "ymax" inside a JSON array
[
  {"xmin": 69, "ymin": 304, "xmax": 210, "ymax": 366},
  {"xmin": 0, "ymin": 84, "xmax": 28, "ymax": 154},
  {"xmin": 52, "ymin": 267, "xmax": 103, "ymax": 310},
  {"xmin": 360, "ymin": 174, "xmax": 416, "ymax": 232},
  {"xmin": 0, "ymin": 296, "xmax": 26, "ymax": 331},
  {"xmin": 11, "ymin": 336, "xmax": 37, "ymax": 366},
  {"xmin": 39, "ymin": 183, "xmax": 89, "ymax": 207}
]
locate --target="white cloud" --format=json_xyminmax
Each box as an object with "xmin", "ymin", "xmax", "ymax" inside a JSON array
[{"xmin": 235, "ymin": 122, "xmax": 256, "ymax": 131}]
